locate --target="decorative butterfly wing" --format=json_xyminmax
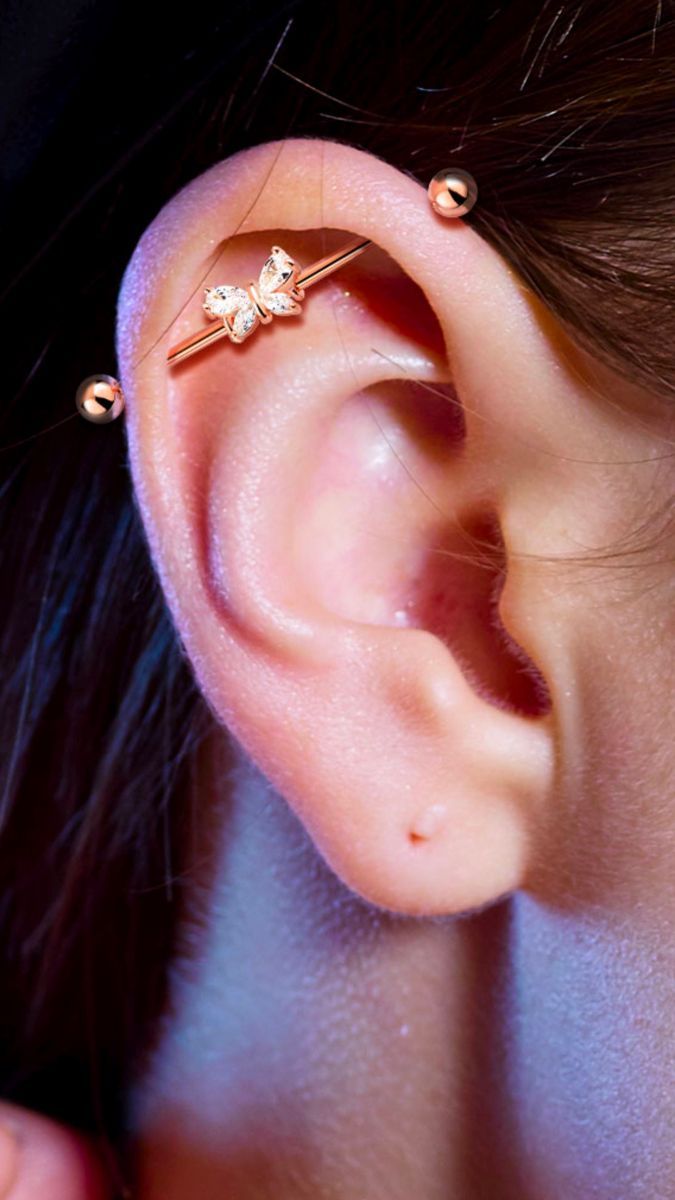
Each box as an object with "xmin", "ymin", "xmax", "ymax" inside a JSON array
[
  {"xmin": 202, "ymin": 284, "xmax": 258, "ymax": 341},
  {"xmin": 257, "ymin": 246, "xmax": 304, "ymax": 316}
]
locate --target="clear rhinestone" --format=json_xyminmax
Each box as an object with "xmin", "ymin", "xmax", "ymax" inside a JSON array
[
  {"xmin": 203, "ymin": 284, "xmax": 249, "ymax": 318},
  {"xmin": 264, "ymin": 292, "xmax": 301, "ymax": 315},
  {"xmin": 231, "ymin": 304, "xmax": 258, "ymax": 339},
  {"xmin": 259, "ymin": 247, "xmax": 296, "ymax": 293}
]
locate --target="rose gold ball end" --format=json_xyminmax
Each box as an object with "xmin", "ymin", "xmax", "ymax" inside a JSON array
[
  {"xmin": 427, "ymin": 168, "xmax": 478, "ymax": 218},
  {"xmin": 75, "ymin": 374, "xmax": 126, "ymax": 423}
]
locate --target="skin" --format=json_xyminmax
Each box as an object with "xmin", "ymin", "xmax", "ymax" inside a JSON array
[
  {"xmin": 3, "ymin": 137, "xmax": 674, "ymax": 1198},
  {"xmin": 0, "ymin": 1101, "xmax": 107, "ymax": 1199}
]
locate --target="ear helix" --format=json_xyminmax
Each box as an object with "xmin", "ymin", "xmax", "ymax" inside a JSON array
[{"xmin": 74, "ymin": 167, "xmax": 477, "ymax": 423}]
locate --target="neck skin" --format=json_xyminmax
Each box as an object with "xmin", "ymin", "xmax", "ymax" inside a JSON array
[{"xmin": 129, "ymin": 730, "xmax": 675, "ymax": 1200}]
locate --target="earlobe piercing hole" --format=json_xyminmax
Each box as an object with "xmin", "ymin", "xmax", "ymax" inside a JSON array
[{"xmin": 409, "ymin": 802, "xmax": 449, "ymax": 843}]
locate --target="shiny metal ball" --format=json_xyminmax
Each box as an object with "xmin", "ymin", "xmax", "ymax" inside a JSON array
[
  {"xmin": 75, "ymin": 373, "xmax": 125, "ymax": 423},
  {"xmin": 427, "ymin": 168, "xmax": 478, "ymax": 218}
]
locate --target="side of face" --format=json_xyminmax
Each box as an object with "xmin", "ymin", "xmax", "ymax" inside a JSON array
[{"xmin": 115, "ymin": 135, "xmax": 675, "ymax": 924}]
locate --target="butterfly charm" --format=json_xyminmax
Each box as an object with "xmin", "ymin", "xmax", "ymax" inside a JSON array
[{"xmin": 202, "ymin": 245, "xmax": 305, "ymax": 344}]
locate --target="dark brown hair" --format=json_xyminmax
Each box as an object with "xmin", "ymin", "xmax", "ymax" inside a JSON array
[{"xmin": 1, "ymin": 0, "xmax": 673, "ymax": 1172}]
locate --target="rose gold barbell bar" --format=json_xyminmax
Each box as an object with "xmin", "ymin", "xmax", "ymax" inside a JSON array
[{"xmin": 166, "ymin": 237, "xmax": 372, "ymax": 366}]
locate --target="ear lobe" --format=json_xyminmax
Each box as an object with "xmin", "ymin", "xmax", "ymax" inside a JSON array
[{"xmin": 117, "ymin": 137, "xmax": 559, "ymax": 917}]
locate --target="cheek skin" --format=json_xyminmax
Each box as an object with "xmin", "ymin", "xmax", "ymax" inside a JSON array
[
  {"xmin": 502, "ymin": 428, "xmax": 675, "ymax": 1196},
  {"xmin": 494, "ymin": 336, "xmax": 675, "ymax": 913},
  {"xmin": 535, "ymin": 566, "xmax": 675, "ymax": 914},
  {"xmin": 506, "ymin": 894, "xmax": 675, "ymax": 1200},
  {"xmin": 586, "ymin": 636, "xmax": 672, "ymax": 838},
  {"xmin": 507, "ymin": 540, "xmax": 675, "ymax": 1196}
]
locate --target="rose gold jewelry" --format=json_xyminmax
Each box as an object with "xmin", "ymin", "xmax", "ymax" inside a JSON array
[
  {"xmin": 75, "ymin": 373, "xmax": 126, "ymax": 423},
  {"xmin": 75, "ymin": 168, "xmax": 477, "ymax": 422},
  {"xmin": 166, "ymin": 237, "xmax": 371, "ymax": 366},
  {"xmin": 427, "ymin": 168, "xmax": 478, "ymax": 218}
]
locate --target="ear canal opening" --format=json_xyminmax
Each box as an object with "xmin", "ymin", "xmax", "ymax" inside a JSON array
[
  {"xmin": 406, "ymin": 507, "xmax": 552, "ymax": 718},
  {"xmin": 294, "ymin": 369, "xmax": 551, "ymax": 720}
]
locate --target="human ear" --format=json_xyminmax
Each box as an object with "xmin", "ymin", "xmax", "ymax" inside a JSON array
[
  {"xmin": 115, "ymin": 136, "xmax": 560, "ymax": 918},
  {"xmin": 0, "ymin": 1100, "xmax": 108, "ymax": 1198}
]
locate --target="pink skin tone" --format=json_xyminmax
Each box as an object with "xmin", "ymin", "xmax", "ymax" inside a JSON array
[
  {"xmin": 5, "ymin": 138, "xmax": 674, "ymax": 1197},
  {"xmin": 0, "ymin": 1101, "xmax": 107, "ymax": 1199}
]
